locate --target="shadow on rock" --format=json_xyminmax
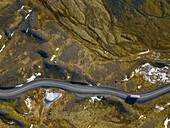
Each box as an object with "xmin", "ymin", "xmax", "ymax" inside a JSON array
[
  {"xmin": 125, "ymin": 96, "xmax": 138, "ymax": 104},
  {"xmin": 104, "ymin": 97, "xmax": 129, "ymax": 113}
]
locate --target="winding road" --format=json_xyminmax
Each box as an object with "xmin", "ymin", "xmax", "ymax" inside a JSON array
[{"xmin": 0, "ymin": 78, "xmax": 169, "ymax": 103}]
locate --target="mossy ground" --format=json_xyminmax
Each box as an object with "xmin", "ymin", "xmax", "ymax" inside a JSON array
[{"xmin": 0, "ymin": 0, "xmax": 169, "ymax": 127}]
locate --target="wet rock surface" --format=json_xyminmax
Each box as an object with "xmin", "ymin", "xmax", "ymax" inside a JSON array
[{"xmin": 0, "ymin": 0, "xmax": 169, "ymax": 127}]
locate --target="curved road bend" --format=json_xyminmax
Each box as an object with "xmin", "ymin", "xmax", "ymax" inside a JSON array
[{"xmin": 0, "ymin": 78, "xmax": 169, "ymax": 103}]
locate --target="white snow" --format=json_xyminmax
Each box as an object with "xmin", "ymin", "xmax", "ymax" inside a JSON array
[
  {"xmin": 25, "ymin": 97, "xmax": 32, "ymax": 110},
  {"xmin": 28, "ymin": 10, "xmax": 32, "ymax": 13},
  {"xmin": 97, "ymin": 82, "xmax": 101, "ymax": 86},
  {"xmin": 0, "ymin": 35, "xmax": 2, "ymax": 39},
  {"xmin": 88, "ymin": 84, "xmax": 93, "ymax": 86},
  {"xmin": 135, "ymin": 63, "xmax": 170, "ymax": 84},
  {"xmin": 105, "ymin": 51, "xmax": 109, "ymax": 54},
  {"xmin": 130, "ymin": 71, "xmax": 135, "ymax": 78},
  {"xmin": 89, "ymin": 96, "xmax": 103, "ymax": 103},
  {"xmin": 45, "ymin": 92, "xmax": 62, "ymax": 102},
  {"xmin": 138, "ymin": 49, "xmax": 150, "ymax": 55},
  {"xmin": 122, "ymin": 62, "xmax": 170, "ymax": 83},
  {"xmin": 26, "ymin": 73, "xmax": 41, "ymax": 83},
  {"xmin": 21, "ymin": 6, "xmax": 24, "ymax": 10},
  {"xmin": 139, "ymin": 115, "xmax": 146, "ymax": 119},
  {"xmin": 56, "ymin": 48, "xmax": 59, "ymax": 51},
  {"xmin": 137, "ymin": 85, "xmax": 141, "ymax": 89},
  {"xmin": 11, "ymin": 31, "xmax": 15, "ymax": 37},
  {"xmin": 155, "ymin": 105, "xmax": 164, "ymax": 111},
  {"xmin": 26, "ymin": 28, "xmax": 29, "ymax": 33},
  {"xmin": 164, "ymin": 118, "xmax": 170, "ymax": 128},
  {"xmin": 15, "ymin": 84, "xmax": 23, "ymax": 88},
  {"xmin": 30, "ymin": 124, "xmax": 33, "ymax": 128},
  {"xmin": 25, "ymin": 14, "xmax": 30, "ymax": 19},
  {"xmin": 35, "ymin": 72, "xmax": 41, "ymax": 76},
  {"xmin": 10, "ymin": 121, "xmax": 15, "ymax": 125},
  {"xmin": 84, "ymin": 106, "xmax": 88, "ymax": 109},
  {"xmin": 67, "ymin": 76, "xmax": 71, "ymax": 79},
  {"xmin": 122, "ymin": 75, "xmax": 129, "ymax": 81},
  {"xmin": 27, "ymin": 75, "xmax": 36, "ymax": 83},
  {"xmin": 50, "ymin": 55, "xmax": 56, "ymax": 61},
  {"xmin": 43, "ymin": 89, "xmax": 62, "ymax": 107},
  {"xmin": 0, "ymin": 44, "xmax": 6, "ymax": 53},
  {"xmin": 122, "ymin": 72, "xmax": 135, "ymax": 82},
  {"xmin": 136, "ymin": 56, "xmax": 141, "ymax": 59},
  {"xmin": 88, "ymin": 125, "xmax": 91, "ymax": 128}
]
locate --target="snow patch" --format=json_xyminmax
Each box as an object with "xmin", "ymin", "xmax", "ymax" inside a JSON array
[
  {"xmin": 137, "ymin": 85, "xmax": 141, "ymax": 89},
  {"xmin": 30, "ymin": 124, "xmax": 33, "ymax": 128},
  {"xmin": 25, "ymin": 14, "xmax": 30, "ymax": 19},
  {"xmin": 164, "ymin": 118, "xmax": 170, "ymax": 128},
  {"xmin": 21, "ymin": 6, "xmax": 24, "ymax": 10},
  {"xmin": 43, "ymin": 89, "xmax": 62, "ymax": 107},
  {"xmin": 27, "ymin": 75, "xmax": 36, "ymax": 83},
  {"xmin": 155, "ymin": 105, "xmax": 164, "ymax": 111},
  {"xmin": 135, "ymin": 63, "xmax": 170, "ymax": 84},
  {"xmin": 50, "ymin": 55, "xmax": 56, "ymax": 61},
  {"xmin": 35, "ymin": 72, "xmax": 41, "ymax": 76},
  {"xmin": 139, "ymin": 115, "xmax": 146, "ymax": 119},
  {"xmin": 67, "ymin": 76, "xmax": 71, "ymax": 79},
  {"xmin": 56, "ymin": 48, "xmax": 59, "ymax": 51},
  {"xmin": 0, "ymin": 44, "xmax": 6, "ymax": 53},
  {"xmin": 11, "ymin": 31, "xmax": 15, "ymax": 37},
  {"xmin": 10, "ymin": 121, "xmax": 15, "ymax": 125},
  {"xmin": 122, "ymin": 71, "xmax": 135, "ymax": 82},
  {"xmin": 88, "ymin": 125, "xmax": 91, "ymax": 128},
  {"xmin": 26, "ymin": 73, "xmax": 41, "ymax": 83},
  {"xmin": 84, "ymin": 106, "xmax": 88, "ymax": 109},
  {"xmin": 26, "ymin": 28, "xmax": 29, "ymax": 33},
  {"xmin": 89, "ymin": 96, "xmax": 103, "ymax": 103},
  {"xmin": 25, "ymin": 97, "xmax": 32, "ymax": 110},
  {"xmin": 28, "ymin": 10, "xmax": 32, "ymax": 13},
  {"xmin": 138, "ymin": 49, "xmax": 150, "ymax": 55},
  {"xmin": 105, "ymin": 51, "xmax": 109, "ymax": 54},
  {"xmin": 0, "ymin": 35, "xmax": 2, "ymax": 39},
  {"xmin": 122, "ymin": 75, "xmax": 129, "ymax": 81},
  {"xmin": 88, "ymin": 84, "xmax": 93, "ymax": 86},
  {"xmin": 15, "ymin": 84, "xmax": 23, "ymax": 88}
]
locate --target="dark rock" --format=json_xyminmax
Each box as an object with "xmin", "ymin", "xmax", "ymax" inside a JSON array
[
  {"xmin": 155, "ymin": 61, "xmax": 168, "ymax": 67},
  {"xmin": 21, "ymin": 26, "xmax": 27, "ymax": 33},
  {"xmin": 33, "ymin": 64, "xmax": 39, "ymax": 70},
  {"xmin": 16, "ymin": 0, "xmax": 26, "ymax": 5},
  {"xmin": 4, "ymin": 28, "xmax": 11, "ymax": 36},
  {"xmin": 44, "ymin": 62, "xmax": 68, "ymax": 79},
  {"xmin": 19, "ymin": 10, "xmax": 27, "ymax": 17},
  {"xmin": 32, "ymin": 5, "xmax": 41, "ymax": 12},
  {"xmin": 23, "ymin": 7, "xmax": 27, "ymax": 10},
  {"xmin": 28, "ymin": 13, "xmax": 38, "ymax": 29},
  {"xmin": 37, "ymin": 50, "xmax": 49, "ymax": 58},
  {"xmin": 31, "ymin": 30, "xmax": 50, "ymax": 43}
]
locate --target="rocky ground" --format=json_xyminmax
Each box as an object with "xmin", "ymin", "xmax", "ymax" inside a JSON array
[{"xmin": 0, "ymin": 0, "xmax": 169, "ymax": 127}]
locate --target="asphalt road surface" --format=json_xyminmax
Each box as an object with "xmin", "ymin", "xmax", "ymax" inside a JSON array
[{"xmin": 0, "ymin": 78, "xmax": 169, "ymax": 103}]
